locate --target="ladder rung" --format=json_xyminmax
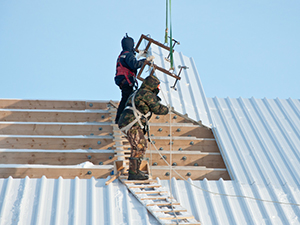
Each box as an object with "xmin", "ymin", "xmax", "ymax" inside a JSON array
[
  {"xmin": 140, "ymin": 196, "xmax": 173, "ymax": 200},
  {"xmin": 152, "ymin": 209, "xmax": 188, "ymax": 213},
  {"xmin": 129, "ymin": 184, "xmax": 161, "ymax": 189},
  {"xmin": 114, "ymin": 150, "xmax": 130, "ymax": 153},
  {"xmin": 123, "ymin": 180, "xmax": 157, "ymax": 184},
  {"xmin": 113, "ymin": 146, "xmax": 130, "ymax": 149},
  {"xmin": 146, "ymin": 202, "xmax": 180, "ymax": 207},
  {"xmin": 169, "ymin": 223, "xmax": 201, "ymax": 225},
  {"xmin": 159, "ymin": 216, "xmax": 195, "ymax": 220},
  {"xmin": 134, "ymin": 191, "xmax": 168, "ymax": 195}
]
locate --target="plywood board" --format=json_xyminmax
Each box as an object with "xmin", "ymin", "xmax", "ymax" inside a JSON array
[
  {"xmin": 0, "ymin": 167, "xmax": 112, "ymax": 179},
  {"xmin": 0, "ymin": 99, "xmax": 111, "ymax": 110},
  {"xmin": 0, "ymin": 123, "xmax": 113, "ymax": 136},
  {"xmin": 149, "ymin": 113, "xmax": 192, "ymax": 124},
  {"xmin": 149, "ymin": 124, "xmax": 213, "ymax": 138},
  {"xmin": 0, "ymin": 151, "xmax": 116, "ymax": 165},
  {"xmin": 0, "ymin": 111, "xmax": 111, "ymax": 122},
  {"xmin": 148, "ymin": 138, "xmax": 219, "ymax": 152},
  {"xmin": 151, "ymin": 166, "xmax": 230, "ymax": 180},
  {"xmin": 0, "ymin": 136, "xmax": 114, "ymax": 150},
  {"xmin": 145, "ymin": 151, "xmax": 226, "ymax": 168}
]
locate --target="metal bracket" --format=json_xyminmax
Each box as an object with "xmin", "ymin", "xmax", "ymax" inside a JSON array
[
  {"xmin": 137, "ymin": 61, "xmax": 181, "ymax": 81},
  {"xmin": 135, "ymin": 34, "xmax": 173, "ymax": 54},
  {"xmin": 135, "ymin": 34, "xmax": 182, "ymax": 82},
  {"xmin": 165, "ymin": 36, "xmax": 180, "ymax": 62},
  {"xmin": 170, "ymin": 65, "xmax": 189, "ymax": 90}
]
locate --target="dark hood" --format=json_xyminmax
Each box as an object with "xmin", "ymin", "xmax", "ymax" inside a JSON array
[
  {"xmin": 121, "ymin": 36, "xmax": 134, "ymax": 52},
  {"xmin": 140, "ymin": 74, "xmax": 160, "ymax": 92}
]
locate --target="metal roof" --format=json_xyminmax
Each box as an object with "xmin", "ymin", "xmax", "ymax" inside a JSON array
[
  {"xmin": 149, "ymin": 44, "xmax": 212, "ymax": 128},
  {"xmin": 208, "ymin": 97, "xmax": 300, "ymax": 187},
  {"xmin": 0, "ymin": 176, "xmax": 159, "ymax": 225},
  {"xmin": 1, "ymin": 177, "xmax": 299, "ymax": 225}
]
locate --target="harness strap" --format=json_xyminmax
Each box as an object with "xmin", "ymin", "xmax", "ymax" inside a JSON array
[
  {"xmin": 116, "ymin": 51, "xmax": 136, "ymax": 86},
  {"xmin": 120, "ymin": 91, "xmax": 151, "ymax": 134}
]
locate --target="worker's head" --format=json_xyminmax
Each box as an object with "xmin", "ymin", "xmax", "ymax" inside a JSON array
[
  {"xmin": 121, "ymin": 33, "xmax": 134, "ymax": 52},
  {"xmin": 141, "ymin": 74, "xmax": 160, "ymax": 94}
]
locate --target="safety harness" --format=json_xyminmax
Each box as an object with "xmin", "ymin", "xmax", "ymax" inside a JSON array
[
  {"xmin": 116, "ymin": 51, "xmax": 137, "ymax": 87},
  {"xmin": 120, "ymin": 91, "xmax": 151, "ymax": 136}
]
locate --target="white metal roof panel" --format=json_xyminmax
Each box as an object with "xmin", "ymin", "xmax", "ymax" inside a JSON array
[
  {"xmin": 1, "ymin": 177, "xmax": 299, "ymax": 225},
  {"xmin": 0, "ymin": 176, "xmax": 159, "ymax": 225},
  {"xmin": 148, "ymin": 44, "xmax": 212, "ymax": 127},
  {"xmin": 208, "ymin": 97, "xmax": 300, "ymax": 188}
]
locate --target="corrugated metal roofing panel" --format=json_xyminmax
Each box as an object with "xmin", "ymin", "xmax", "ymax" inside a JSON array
[
  {"xmin": 149, "ymin": 44, "xmax": 212, "ymax": 127},
  {"xmin": 1, "ymin": 177, "xmax": 300, "ymax": 225},
  {"xmin": 208, "ymin": 97, "xmax": 300, "ymax": 188},
  {"xmin": 160, "ymin": 179, "xmax": 300, "ymax": 225},
  {"xmin": 0, "ymin": 177, "xmax": 160, "ymax": 225}
]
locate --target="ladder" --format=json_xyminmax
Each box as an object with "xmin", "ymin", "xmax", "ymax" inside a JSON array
[{"xmin": 119, "ymin": 178, "xmax": 201, "ymax": 225}]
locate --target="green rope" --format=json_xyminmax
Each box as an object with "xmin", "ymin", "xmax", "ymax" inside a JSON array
[
  {"xmin": 169, "ymin": 0, "xmax": 174, "ymax": 69},
  {"xmin": 164, "ymin": 0, "xmax": 168, "ymax": 44},
  {"xmin": 164, "ymin": 0, "xmax": 174, "ymax": 69}
]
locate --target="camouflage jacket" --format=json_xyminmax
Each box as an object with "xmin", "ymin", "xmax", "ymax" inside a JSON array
[{"xmin": 118, "ymin": 74, "xmax": 169, "ymax": 129}]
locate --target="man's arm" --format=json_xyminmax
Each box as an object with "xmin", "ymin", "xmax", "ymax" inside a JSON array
[
  {"xmin": 125, "ymin": 52, "xmax": 146, "ymax": 71},
  {"xmin": 144, "ymin": 91, "xmax": 169, "ymax": 115}
]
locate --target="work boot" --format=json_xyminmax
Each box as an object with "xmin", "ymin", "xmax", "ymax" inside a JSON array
[
  {"xmin": 128, "ymin": 157, "xmax": 148, "ymax": 180},
  {"xmin": 136, "ymin": 157, "xmax": 149, "ymax": 177}
]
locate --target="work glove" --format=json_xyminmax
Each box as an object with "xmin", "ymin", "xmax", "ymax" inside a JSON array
[
  {"xmin": 146, "ymin": 55, "xmax": 155, "ymax": 62},
  {"xmin": 137, "ymin": 50, "xmax": 147, "ymax": 59}
]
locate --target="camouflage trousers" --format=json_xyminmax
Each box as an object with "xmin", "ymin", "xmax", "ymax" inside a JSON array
[{"xmin": 126, "ymin": 126, "xmax": 147, "ymax": 158}]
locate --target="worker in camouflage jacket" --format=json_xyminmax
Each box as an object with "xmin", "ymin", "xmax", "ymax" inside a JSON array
[{"xmin": 118, "ymin": 74, "xmax": 169, "ymax": 180}]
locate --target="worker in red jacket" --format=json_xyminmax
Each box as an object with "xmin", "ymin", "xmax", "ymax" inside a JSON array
[
  {"xmin": 114, "ymin": 34, "xmax": 145, "ymax": 124},
  {"xmin": 114, "ymin": 34, "xmax": 154, "ymax": 124}
]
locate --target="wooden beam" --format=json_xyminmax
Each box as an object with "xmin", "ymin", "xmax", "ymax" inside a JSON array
[
  {"xmin": 0, "ymin": 99, "xmax": 111, "ymax": 110},
  {"xmin": 148, "ymin": 138, "xmax": 219, "ymax": 152},
  {"xmin": 151, "ymin": 166, "xmax": 230, "ymax": 180},
  {"xmin": 0, "ymin": 136, "xmax": 114, "ymax": 150},
  {"xmin": 149, "ymin": 113, "xmax": 192, "ymax": 124},
  {"xmin": 0, "ymin": 123, "xmax": 113, "ymax": 136},
  {"xmin": 0, "ymin": 166, "xmax": 113, "ymax": 179},
  {"xmin": 145, "ymin": 151, "xmax": 226, "ymax": 168},
  {"xmin": 0, "ymin": 151, "xmax": 116, "ymax": 165},
  {"xmin": 149, "ymin": 124, "xmax": 214, "ymax": 138},
  {"xmin": 0, "ymin": 110, "xmax": 111, "ymax": 122}
]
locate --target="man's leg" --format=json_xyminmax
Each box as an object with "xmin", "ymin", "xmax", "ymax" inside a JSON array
[
  {"xmin": 115, "ymin": 84, "xmax": 133, "ymax": 124},
  {"xmin": 126, "ymin": 126, "xmax": 148, "ymax": 180}
]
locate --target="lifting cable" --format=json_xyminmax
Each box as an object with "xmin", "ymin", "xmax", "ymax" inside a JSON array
[
  {"xmin": 165, "ymin": 0, "xmax": 174, "ymax": 70},
  {"xmin": 164, "ymin": 0, "xmax": 168, "ymax": 44},
  {"xmin": 147, "ymin": 84, "xmax": 300, "ymax": 208}
]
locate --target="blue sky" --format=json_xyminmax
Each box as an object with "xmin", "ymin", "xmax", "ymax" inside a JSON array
[{"xmin": 0, "ymin": 1, "xmax": 299, "ymax": 101}]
